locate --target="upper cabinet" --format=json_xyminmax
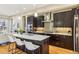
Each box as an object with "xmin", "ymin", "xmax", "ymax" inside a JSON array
[
  {"xmin": 63, "ymin": 11, "xmax": 73, "ymax": 27},
  {"xmin": 27, "ymin": 15, "xmax": 44, "ymax": 27},
  {"xmin": 27, "ymin": 16, "xmax": 34, "ymax": 24},
  {"xmin": 53, "ymin": 11, "xmax": 74, "ymax": 27},
  {"xmin": 36, "ymin": 16, "xmax": 44, "ymax": 27},
  {"xmin": 53, "ymin": 12, "xmax": 64, "ymax": 27}
]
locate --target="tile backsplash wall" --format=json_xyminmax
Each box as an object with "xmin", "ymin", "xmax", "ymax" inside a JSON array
[
  {"xmin": 44, "ymin": 22, "xmax": 51, "ymax": 32},
  {"xmin": 53, "ymin": 27, "xmax": 72, "ymax": 33},
  {"xmin": 33, "ymin": 27, "xmax": 44, "ymax": 32},
  {"xmin": 34, "ymin": 26, "xmax": 72, "ymax": 34}
]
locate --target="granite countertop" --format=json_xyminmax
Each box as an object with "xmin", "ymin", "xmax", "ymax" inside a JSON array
[
  {"xmin": 50, "ymin": 32, "xmax": 72, "ymax": 36},
  {"xmin": 13, "ymin": 33, "xmax": 50, "ymax": 41},
  {"xmin": 32, "ymin": 31, "xmax": 72, "ymax": 36}
]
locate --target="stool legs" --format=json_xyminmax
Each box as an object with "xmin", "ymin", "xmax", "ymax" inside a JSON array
[{"xmin": 8, "ymin": 42, "xmax": 16, "ymax": 54}]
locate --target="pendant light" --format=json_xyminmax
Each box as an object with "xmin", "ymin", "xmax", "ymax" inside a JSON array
[
  {"xmin": 33, "ymin": 4, "xmax": 38, "ymax": 17},
  {"xmin": 34, "ymin": 12, "xmax": 38, "ymax": 17}
]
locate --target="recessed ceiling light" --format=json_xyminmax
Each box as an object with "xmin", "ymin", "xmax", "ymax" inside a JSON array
[
  {"xmin": 18, "ymin": 16, "xmax": 21, "ymax": 19},
  {"xmin": 24, "ymin": 8, "xmax": 26, "ymax": 10}
]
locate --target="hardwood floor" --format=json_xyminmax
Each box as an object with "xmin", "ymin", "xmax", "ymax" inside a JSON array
[
  {"xmin": 0, "ymin": 43, "xmax": 26, "ymax": 54},
  {"xmin": 0, "ymin": 43, "xmax": 77, "ymax": 54},
  {"xmin": 49, "ymin": 45, "xmax": 77, "ymax": 54}
]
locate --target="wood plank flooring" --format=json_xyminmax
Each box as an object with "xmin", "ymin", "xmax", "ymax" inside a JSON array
[
  {"xmin": 0, "ymin": 43, "xmax": 26, "ymax": 54},
  {"xmin": 49, "ymin": 45, "xmax": 78, "ymax": 54},
  {"xmin": 0, "ymin": 43, "xmax": 77, "ymax": 54}
]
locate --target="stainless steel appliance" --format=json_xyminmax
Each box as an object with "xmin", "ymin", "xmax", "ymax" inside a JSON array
[
  {"xmin": 73, "ymin": 8, "xmax": 79, "ymax": 53},
  {"xmin": 27, "ymin": 24, "xmax": 33, "ymax": 32}
]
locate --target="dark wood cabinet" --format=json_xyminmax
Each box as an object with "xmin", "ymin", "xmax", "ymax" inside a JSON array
[
  {"xmin": 64, "ymin": 36, "xmax": 73, "ymax": 50},
  {"xmin": 27, "ymin": 16, "xmax": 36, "ymax": 32},
  {"xmin": 27, "ymin": 16, "xmax": 33, "ymax": 24},
  {"xmin": 30, "ymin": 32, "xmax": 73, "ymax": 50},
  {"xmin": 54, "ymin": 12, "xmax": 64, "ymax": 27},
  {"xmin": 53, "ymin": 11, "xmax": 73, "ymax": 27},
  {"xmin": 27, "ymin": 16, "xmax": 44, "ymax": 27},
  {"xmin": 27, "ymin": 16, "xmax": 37, "ymax": 27},
  {"xmin": 37, "ymin": 16, "xmax": 44, "ymax": 27},
  {"xmin": 51, "ymin": 35, "xmax": 73, "ymax": 50},
  {"xmin": 63, "ymin": 11, "xmax": 73, "ymax": 27},
  {"xmin": 33, "ymin": 17, "xmax": 37, "ymax": 27}
]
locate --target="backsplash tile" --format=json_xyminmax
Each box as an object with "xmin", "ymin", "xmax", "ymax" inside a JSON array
[{"xmin": 53, "ymin": 27, "xmax": 72, "ymax": 33}]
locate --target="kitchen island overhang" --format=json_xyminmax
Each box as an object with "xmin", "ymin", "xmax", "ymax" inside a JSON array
[{"xmin": 12, "ymin": 33, "xmax": 50, "ymax": 54}]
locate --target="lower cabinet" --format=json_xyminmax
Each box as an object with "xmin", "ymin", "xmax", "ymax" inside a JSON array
[
  {"xmin": 30, "ymin": 32, "xmax": 74, "ymax": 50},
  {"xmin": 51, "ymin": 35, "xmax": 73, "ymax": 50}
]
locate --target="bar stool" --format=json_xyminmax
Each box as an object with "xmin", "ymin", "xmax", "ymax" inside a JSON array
[
  {"xmin": 24, "ymin": 40, "xmax": 40, "ymax": 54},
  {"xmin": 8, "ymin": 35, "xmax": 16, "ymax": 54},
  {"xmin": 15, "ymin": 38, "xmax": 25, "ymax": 53}
]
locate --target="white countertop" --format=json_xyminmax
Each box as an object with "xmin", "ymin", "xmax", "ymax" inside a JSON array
[
  {"xmin": 12, "ymin": 33, "xmax": 50, "ymax": 41},
  {"xmin": 50, "ymin": 33, "xmax": 72, "ymax": 36},
  {"xmin": 32, "ymin": 31, "xmax": 72, "ymax": 36}
]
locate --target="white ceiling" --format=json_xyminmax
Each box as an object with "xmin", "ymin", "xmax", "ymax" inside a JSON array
[
  {"xmin": 0, "ymin": 4, "xmax": 76, "ymax": 16},
  {"xmin": 0, "ymin": 4, "xmax": 50, "ymax": 16}
]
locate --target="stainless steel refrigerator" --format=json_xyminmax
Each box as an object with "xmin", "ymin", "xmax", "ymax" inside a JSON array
[{"xmin": 73, "ymin": 8, "xmax": 79, "ymax": 53}]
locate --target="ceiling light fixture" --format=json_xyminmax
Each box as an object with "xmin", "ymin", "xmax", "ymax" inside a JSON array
[
  {"xmin": 34, "ymin": 12, "xmax": 38, "ymax": 17},
  {"xmin": 33, "ymin": 4, "xmax": 38, "ymax": 17},
  {"xmin": 18, "ymin": 16, "xmax": 21, "ymax": 19},
  {"xmin": 24, "ymin": 8, "xmax": 26, "ymax": 10}
]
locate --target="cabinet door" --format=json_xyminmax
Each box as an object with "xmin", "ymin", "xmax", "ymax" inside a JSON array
[
  {"xmin": 51, "ymin": 35, "xmax": 60, "ymax": 46},
  {"xmin": 51, "ymin": 35, "xmax": 73, "ymax": 50},
  {"xmin": 54, "ymin": 12, "xmax": 64, "ymax": 27},
  {"xmin": 53, "ymin": 11, "xmax": 73, "ymax": 27},
  {"xmin": 33, "ymin": 17, "xmax": 37, "ymax": 27},
  {"xmin": 51, "ymin": 35, "xmax": 65, "ymax": 47},
  {"xmin": 37, "ymin": 16, "xmax": 44, "ymax": 27},
  {"xmin": 59, "ymin": 36, "xmax": 73, "ymax": 50},
  {"xmin": 59, "ymin": 35, "xmax": 66, "ymax": 48},
  {"xmin": 64, "ymin": 36, "xmax": 73, "ymax": 50},
  {"xmin": 27, "ymin": 16, "xmax": 33, "ymax": 24},
  {"xmin": 27, "ymin": 16, "xmax": 34, "ymax": 32},
  {"xmin": 63, "ymin": 11, "xmax": 73, "ymax": 27}
]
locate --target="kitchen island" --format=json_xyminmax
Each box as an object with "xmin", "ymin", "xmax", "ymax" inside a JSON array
[{"xmin": 13, "ymin": 33, "xmax": 50, "ymax": 54}]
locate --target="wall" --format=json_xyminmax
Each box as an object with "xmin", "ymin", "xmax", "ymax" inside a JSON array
[{"xmin": 53, "ymin": 27, "xmax": 72, "ymax": 33}]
